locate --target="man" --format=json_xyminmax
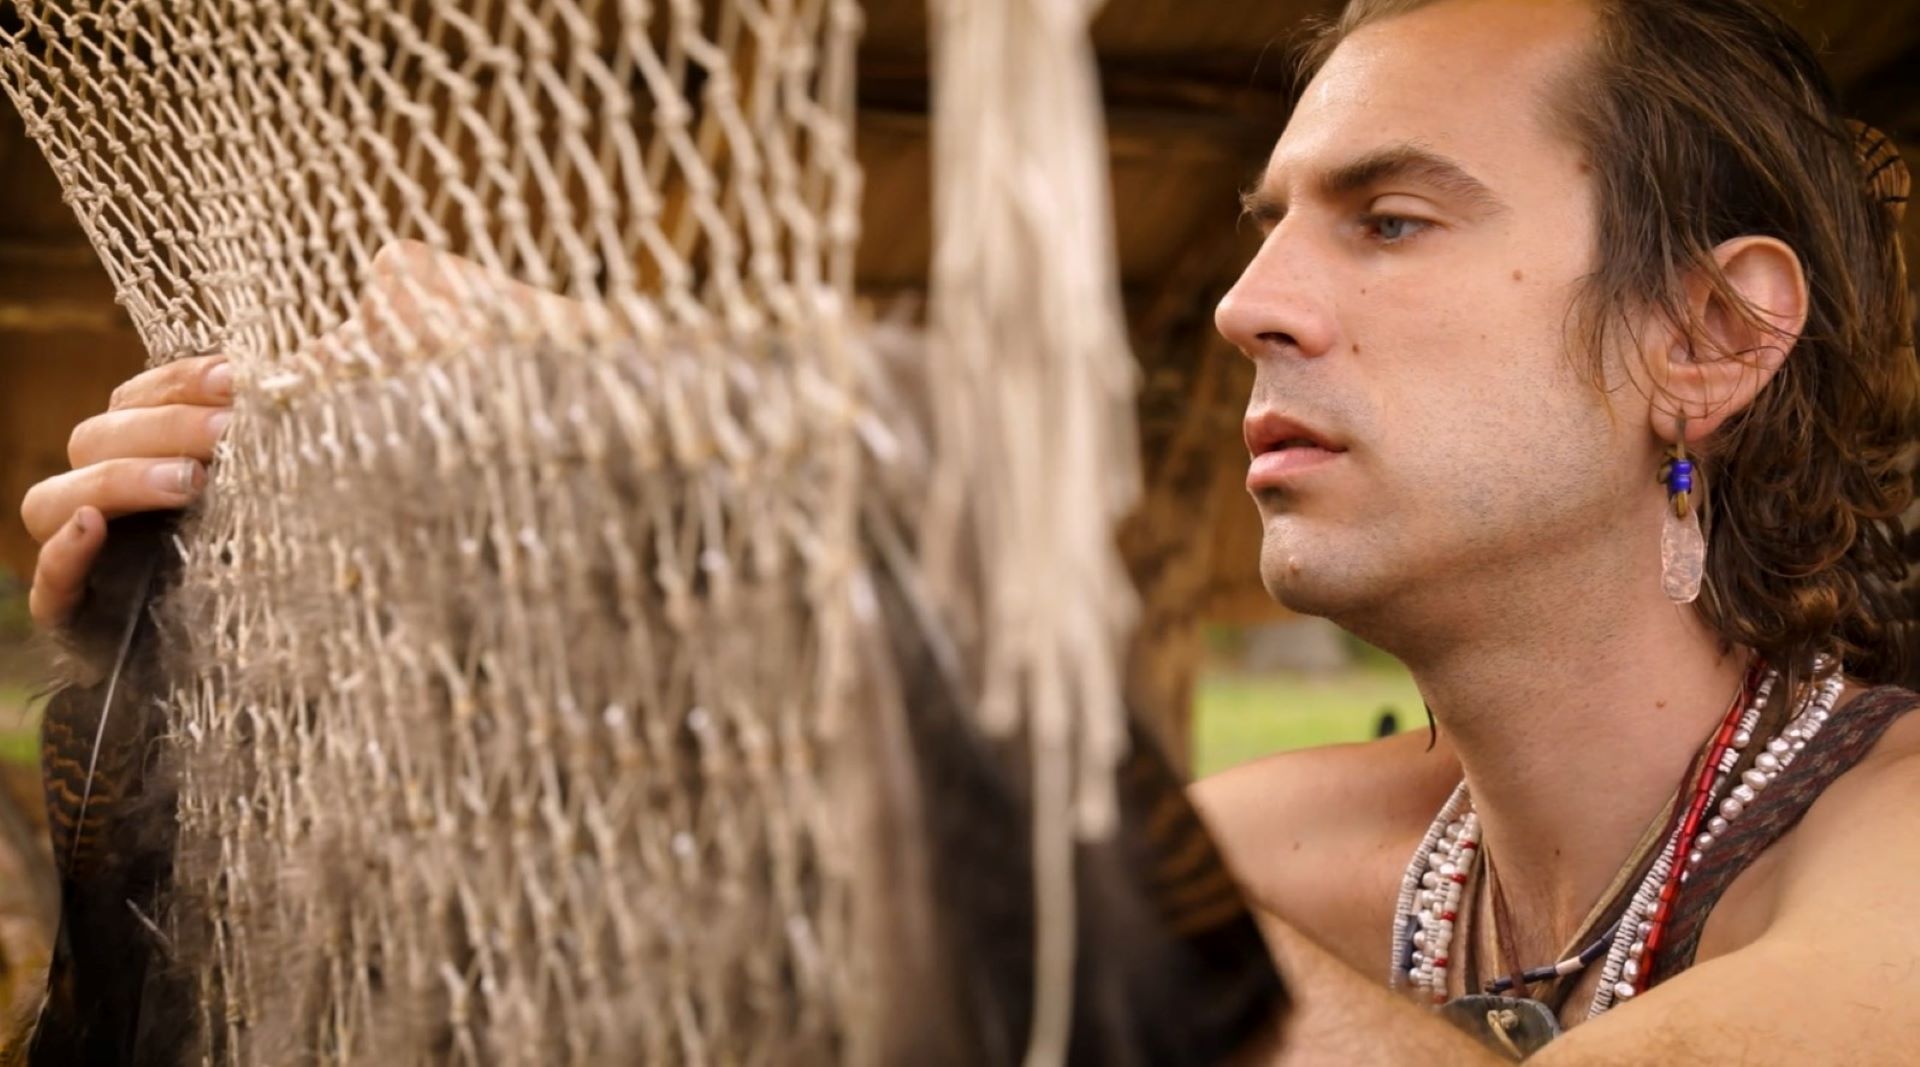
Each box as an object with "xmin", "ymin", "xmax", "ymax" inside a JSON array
[
  {"xmin": 18, "ymin": 0, "xmax": 1920, "ymax": 1063},
  {"xmin": 1195, "ymin": 0, "xmax": 1920, "ymax": 1061}
]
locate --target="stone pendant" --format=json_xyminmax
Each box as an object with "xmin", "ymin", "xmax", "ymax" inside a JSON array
[
  {"xmin": 1661, "ymin": 503, "xmax": 1705, "ymax": 604},
  {"xmin": 1438, "ymin": 994, "xmax": 1565, "ymax": 1061}
]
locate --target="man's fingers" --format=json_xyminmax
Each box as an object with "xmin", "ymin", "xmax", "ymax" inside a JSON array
[
  {"xmin": 22, "ymin": 353, "xmax": 231, "ymax": 630},
  {"xmin": 18, "ymin": 458, "xmax": 205, "ymax": 543},
  {"xmin": 28, "ymin": 506, "xmax": 106, "ymax": 629},
  {"xmin": 106, "ymin": 355, "xmax": 233, "ymax": 412},
  {"xmin": 67, "ymin": 403, "xmax": 230, "ymax": 469}
]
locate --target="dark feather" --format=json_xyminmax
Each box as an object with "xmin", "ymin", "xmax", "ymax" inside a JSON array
[{"xmin": 28, "ymin": 510, "xmax": 188, "ymax": 1067}]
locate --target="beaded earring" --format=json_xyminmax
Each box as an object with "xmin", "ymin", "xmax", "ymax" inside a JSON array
[{"xmin": 1659, "ymin": 419, "xmax": 1705, "ymax": 604}]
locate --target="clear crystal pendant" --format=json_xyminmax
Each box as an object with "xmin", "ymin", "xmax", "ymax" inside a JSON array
[{"xmin": 1662, "ymin": 503, "xmax": 1705, "ymax": 604}]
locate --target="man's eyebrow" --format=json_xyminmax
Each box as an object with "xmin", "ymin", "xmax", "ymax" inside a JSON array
[
  {"xmin": 1239, "ymin": 183, "xmax": 1285, "ymax": 228},
  {"xmin": 1321, "ymin": 144, "xmax": 1507, "ymax": 214},
  {"xmin": 1239, "ymin": 143, "xmax": 1508, "ymax": 225}
]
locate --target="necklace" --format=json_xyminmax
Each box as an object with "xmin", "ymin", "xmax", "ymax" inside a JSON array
[
  {"xmin": 1393, "ymin": 780, "xmax": 1478, "ymax": 1003},
  {"xmin": 1591, "ymin": 665, "xmax": 1844, "ymax": 1013},
  {"xmin": 1389, "ymin": 661, "xmax": 1844, "ymax": 1021}
]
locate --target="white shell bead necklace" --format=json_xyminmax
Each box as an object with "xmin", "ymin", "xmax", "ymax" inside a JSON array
[{"xmin": 1390, "ymin": 661, "xmax": 1842, "ymax": 1021}]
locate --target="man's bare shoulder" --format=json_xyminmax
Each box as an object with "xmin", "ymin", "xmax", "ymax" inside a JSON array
[
  {"xmin": 1568, "ymin": 694, "xmax": 1920, "ymax": 1064},
  {"xmin": 1190, "ymin": 728, "xmax": 1461, "ymax": 972},
  {"xmin": 1697, "ymin": 687, "xmax": 1920, "ymax": 963},
  {"xmin": 1191, "ymin": 728, "xmax": 1461, "ymax": 852},
  {"xmin": 1772, "ymin": 690, "xmax": 1920, "ymax": 877}
]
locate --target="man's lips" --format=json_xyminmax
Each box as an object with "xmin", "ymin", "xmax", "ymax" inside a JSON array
[
  {"xmin": 1247, "ymin": 446, "xmax": 1342, "ymax": 488},
  {"xmin": 1244, "ymin": 410, "xmax": 1347, "ymax": 491}
]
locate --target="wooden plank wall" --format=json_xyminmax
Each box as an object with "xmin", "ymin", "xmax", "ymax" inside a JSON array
[
  {"xmin": 0, "ymin": 329, "xmax": 143, "ymax": 582},
  {"xmin": 0, "ymin": 108, "xmax": 145, "ymax": 581}
]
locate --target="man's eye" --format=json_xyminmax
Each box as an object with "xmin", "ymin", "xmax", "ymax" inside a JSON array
[{"xmin": 1363, "ymin": 214, "xmax": 1430, "ymax": 244}]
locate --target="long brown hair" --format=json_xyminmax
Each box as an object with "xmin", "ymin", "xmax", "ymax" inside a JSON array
[{"xmin": 1301, "ymin": 0, "xmax": 1920, "ymax": 686}]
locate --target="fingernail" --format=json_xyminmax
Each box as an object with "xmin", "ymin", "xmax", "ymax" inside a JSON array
[
  {"xmin": 205, "ymin": 360, "xmax": 234, "ymax": 398},
  {"xmin": 147, "ymin": 459, "xmax": 204, "ymax": 497},
  {"xmin": 69, "ymin": 511, "xmax": 88, "ymax": 538},
  {"xmin": 209, "ymin": 410, "xmax": 233, "ymax": 436}
]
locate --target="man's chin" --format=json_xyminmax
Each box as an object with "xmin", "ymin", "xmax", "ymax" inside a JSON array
[
  {"xmin": 1259, "ymin": 569, "xmax": 1347, "ymax": 620},
  {"xmin": 1256, "ymin": 533, "xmax": 1381, "ymax": 621},
  {"xmin": 1259, "ymin": 552, "xmax": 1339, "ymax": 618}
]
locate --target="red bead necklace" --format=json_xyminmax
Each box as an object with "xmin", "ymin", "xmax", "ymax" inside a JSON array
[{"xmin": 1629, "ymin": 663, "xmax": 1761, "ymax": 993}]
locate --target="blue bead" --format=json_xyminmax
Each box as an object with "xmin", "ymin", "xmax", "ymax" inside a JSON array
[{"xmin": 1667, "ymin": 458, "xmax": 1694, "ymax": 494}]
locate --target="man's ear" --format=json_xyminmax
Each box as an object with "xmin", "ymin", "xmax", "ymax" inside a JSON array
[{"xmin": 1646, "ymin": 235, "xmax": 1808, "ymax": 445}]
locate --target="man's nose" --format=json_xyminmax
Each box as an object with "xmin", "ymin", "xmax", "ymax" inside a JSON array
[{"xmin": 1214, "ymin": 232, "xmax": 1338, "ymax": 361}]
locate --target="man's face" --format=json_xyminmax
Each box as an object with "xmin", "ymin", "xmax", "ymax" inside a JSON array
[{"xmin": 1217, "ymin": 0, "xmax": 1660, "ymax": 638}]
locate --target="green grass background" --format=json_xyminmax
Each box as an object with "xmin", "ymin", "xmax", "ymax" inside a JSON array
[{"xmin": 1190, "ymin": 664, "xmax": 1420, "ymax": 777}]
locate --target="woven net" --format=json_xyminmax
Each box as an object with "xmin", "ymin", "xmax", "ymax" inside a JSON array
[{"xmin": 0, "ymin": 0, "xmax": 1140, "ymax": 1063}]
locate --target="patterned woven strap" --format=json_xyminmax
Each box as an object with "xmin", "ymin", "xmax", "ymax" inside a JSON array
[
  {"xmin": 1850, "ymin": 121, "xmax": 1911, "ymax": 223},
  {"xmin": 1651, "ymin": 685, "xmax": 1920, "ymax": 983}
]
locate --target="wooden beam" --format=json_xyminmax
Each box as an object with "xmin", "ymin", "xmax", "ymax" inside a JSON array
[
  {"xmin": 858, "ymin": 50, "xmax": 1289, "ymax": 157},
  {"xmin": 0, "ymin": 239, "xmax": 103, "ymax": 268},
  {"xmin": 0, "ymin": 303, "xmax": 127, "ymax": 334}
]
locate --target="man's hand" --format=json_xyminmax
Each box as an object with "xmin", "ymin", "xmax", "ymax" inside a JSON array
[{"xmin": 17, "ymin": 355, "xmax": 232, "ymax": 628}]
